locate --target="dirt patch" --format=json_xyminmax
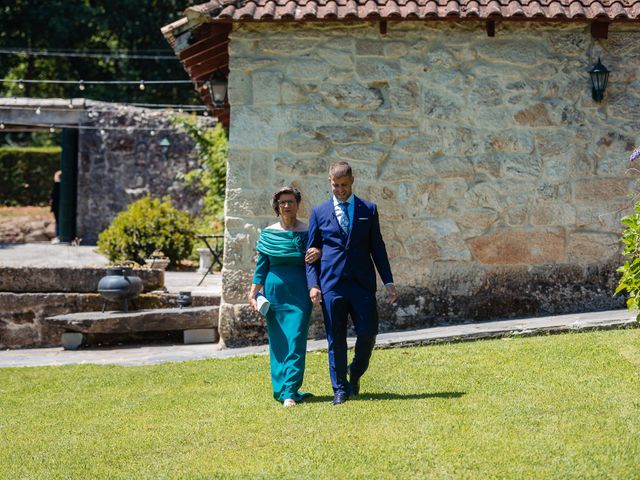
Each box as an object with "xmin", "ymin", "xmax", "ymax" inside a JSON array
[{"xmin": 0, "ymin": 206, "xmax": 55, "ymax": 243}]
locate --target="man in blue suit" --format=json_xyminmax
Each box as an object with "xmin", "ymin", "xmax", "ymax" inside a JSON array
[{"xmin": 306, "ymin": 161, "xmax": 397, "ymax": 405}]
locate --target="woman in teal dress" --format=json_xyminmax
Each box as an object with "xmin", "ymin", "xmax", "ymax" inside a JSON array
[{"xmin": 248, "ymin": 187, "xmax": 320, "ymax": 407}]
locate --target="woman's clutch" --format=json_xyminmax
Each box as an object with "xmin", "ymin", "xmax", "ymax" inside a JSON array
[{"xmin": 255, "ymin": 292, "xmax": 270, "ymax": 316}]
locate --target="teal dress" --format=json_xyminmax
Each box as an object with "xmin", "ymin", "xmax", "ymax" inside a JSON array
[{"xmin": 253, "ymin": 229, "xmax": 313, "ymax": 402}]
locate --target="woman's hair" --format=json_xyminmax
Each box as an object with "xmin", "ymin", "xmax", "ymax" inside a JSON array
[{"xmin": 271, "ymin": 186, "xmax": 302, "ymax": 216}]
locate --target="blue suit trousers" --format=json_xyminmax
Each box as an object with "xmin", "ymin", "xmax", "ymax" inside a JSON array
[{"xmin": 322, "ymin": 278, "xmax": 378, "ymax": 395}]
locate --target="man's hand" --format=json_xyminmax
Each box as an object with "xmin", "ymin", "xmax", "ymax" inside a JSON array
[
  {"xmin": 385, "ymin": 284, "xmax": 397, "ymax": 304},
  {"xmin": 305, "ymin": 247, "xmax": 321, "ymax": 264},
  {"xmin": 309, "ymin": 287, "xmax": 322, "ymax": 305}
]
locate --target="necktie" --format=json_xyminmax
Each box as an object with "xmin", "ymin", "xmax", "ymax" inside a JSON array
[{"xmin": 338, "ymin": 202, "xmax": 350, "ymax": 235}]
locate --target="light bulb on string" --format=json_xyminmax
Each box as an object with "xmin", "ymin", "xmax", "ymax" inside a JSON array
[
  {"xmin": 203, "ymin": 110, "xmax": 209, "ymax": 116},
  {"xmin": 68, "ymin": 99, "xmax": 74, "ymax": 109},
  {"xmin": 0, "ymin": 123, "xmax": 5, "ymax": 130},
  {"xmin": 35, "ymin": 107, "xmax": 41, "ymax": 115},
  {"xmin": 100, "ymin": 129, "xmax": 106, "ymax": 136},
  {"xmin": 139, "ymin": 80, "xmax": 145, "ymax": 91},
  {"xmin": 78, "ymin": 80, "xmax": 85, "ymax": 91},
  {"xmin": 18, "ymin": 80, "xmax": 24, "ymax": 90},
  {"xmin": 49, "ymin": 125, "xmax": 55, "ymax": 133},
  {"xmin": 150, "ymin": 130, "xmax": 156, "ymax": 136}
]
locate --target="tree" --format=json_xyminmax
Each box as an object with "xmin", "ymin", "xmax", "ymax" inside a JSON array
[
  {"xmin": 174, "ymin": 117, "xmax": 228, "ymax": 233},
  {"xmin": 0, "ymin": 1, "xmax": 198, "ymax": 105}
]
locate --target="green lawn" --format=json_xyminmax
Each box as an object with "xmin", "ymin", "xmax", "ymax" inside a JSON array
[{"xmin": 1, "ymin": 329, "xmax": 639, "ymax": 479}]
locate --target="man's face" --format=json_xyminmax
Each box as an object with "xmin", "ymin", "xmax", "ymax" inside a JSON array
[{"xmin": 329, "ymin": 174, "xmax": 354, "ymax": 202}]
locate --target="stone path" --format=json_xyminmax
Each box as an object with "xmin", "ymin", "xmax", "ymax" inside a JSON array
[{"xmin": 1, "ymin": 309, "xmax": 636, "ymax": 368}]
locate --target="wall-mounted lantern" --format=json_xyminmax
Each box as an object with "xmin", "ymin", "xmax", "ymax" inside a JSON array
[
  {"xmin": 206, "ymin": 70, "xmax": 228, "ymax": 108},
  {"xmin": 160, "ymin": 137, "xmax": 171, "ymax": 160},
  {"xmin": 588, "ymin": 58, "xmax": 610, "ymax": 102}
]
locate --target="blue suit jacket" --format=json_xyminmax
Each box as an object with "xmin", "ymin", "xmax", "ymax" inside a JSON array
[{"xmin": 306, "ymin": 196, "xmax": 393, "ymax": 294}]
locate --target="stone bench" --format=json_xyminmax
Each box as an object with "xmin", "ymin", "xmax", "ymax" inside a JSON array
[{"xmin": 45, "ymin": 306, "xmax": 219, "ymax": 350}]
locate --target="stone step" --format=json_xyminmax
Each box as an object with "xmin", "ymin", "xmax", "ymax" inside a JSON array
[
  {"xmin": 46, "ymin": 306, "xmax": 219, "ymax": 334},
  {"xmin": 0, "ymin": 267, "xmax": 163, "ymax": 293},
  {"xmin": 46, "ymin": 306, "xmax": 220, "ymax": 349},
  {"xmin": 0, "ymin": 291, "xmax": 220, "ymax": 349}
]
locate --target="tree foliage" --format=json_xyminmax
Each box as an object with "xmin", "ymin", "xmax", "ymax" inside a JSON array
[
  {"xmin": 0, "ymin": 1, "xmax": 196, "ymax": 105},
  {"xmin": 0, "ymin": 146, "xmax": 61, "ymax": 206},
  {"xmin": 174, "ymin": 118, "xmax": 228, "ymax": 233}
]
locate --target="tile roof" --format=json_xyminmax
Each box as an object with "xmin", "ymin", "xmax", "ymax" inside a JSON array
[{"xmin": 184, "ymin": 0, "xmax": 640, "ymax": 22}]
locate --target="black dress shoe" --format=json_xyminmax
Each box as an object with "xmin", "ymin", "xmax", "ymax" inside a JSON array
[{"xmin": 331, "ymin": 392, "xmax": 349, "ymax": 405}]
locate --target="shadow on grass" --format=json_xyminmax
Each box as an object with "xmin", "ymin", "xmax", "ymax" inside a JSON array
[{"xmin": 304, "ymin": 391, "xmax": 465, "ymax": 403}]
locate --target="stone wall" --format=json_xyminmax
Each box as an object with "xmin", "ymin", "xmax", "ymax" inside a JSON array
[
  {"xmin": 76, "ymin": 107, "xmax": 213, "ymax": 244},
  {"xmin": 220, "ymin": 21, "xmax": 640, "ymax": 346}
]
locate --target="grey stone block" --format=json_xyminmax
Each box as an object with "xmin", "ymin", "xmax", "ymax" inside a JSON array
[
  {"xmin": 46, "ymin": 306, "xmax": 219, "ymax": 334},
  {"xmin": 184, "ymin": 328, "xmax": 218, "ymax": 344},
  {"xmin": 0, "ymin": 267, "xmax": 164, "ymax": 293},
  {"xmin": 62, "ymin": 333, "xmax": 84, "ymax": 350}
]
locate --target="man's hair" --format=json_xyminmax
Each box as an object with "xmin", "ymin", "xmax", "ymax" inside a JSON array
[
  {"xmin": 271, "ymin": 186, "xmax": 302, "ymax": 216},
  {"xmin": 329, "ymin": 161, "xmax": 352, "ymax": 178}
]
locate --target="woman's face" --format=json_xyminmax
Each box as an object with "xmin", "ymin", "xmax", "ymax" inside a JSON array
[{"xmin": 277, "ymin": 193, "xmax": 299, "ymax": 218}]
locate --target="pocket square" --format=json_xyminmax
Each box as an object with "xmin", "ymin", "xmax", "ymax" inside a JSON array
[{"xmin": 358, "ymin": 217, "xmax": 369, "ymax": 220}]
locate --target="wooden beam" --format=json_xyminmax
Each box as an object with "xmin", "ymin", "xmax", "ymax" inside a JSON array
[
  {"xmin": 486, "ymin": 20, "xmax": 495, "ymax": 37},
  {"xmin": 591, "ymin": 21, "xmax": 608, "ymax": 39}
]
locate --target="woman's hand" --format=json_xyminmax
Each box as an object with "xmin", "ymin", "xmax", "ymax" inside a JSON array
[
  {"xmin": 248, "ymin": 284, "xmax": 262, "ymax": 311},
  {"xmin": 249, "ymin": 296, "xmax": 258, "ymax": 311},
  {"xmin": 305, "ymin": 247, "xmax": 321, "ymax": 264}
]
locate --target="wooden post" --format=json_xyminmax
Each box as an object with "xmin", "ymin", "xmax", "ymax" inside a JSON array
[{"xmin": 59, "ymin": 128, "xmax": 78, "ymax": 243}]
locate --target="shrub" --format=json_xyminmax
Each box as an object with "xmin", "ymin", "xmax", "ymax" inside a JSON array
[
  {"xmin": 97, "ymin": 196, "xmax": 195, "ymax": 268},
  {"xmin": 0, "ymin": 147, "xmax": 61, "ymax": 206},
  {"xmin": 616, "ymin": 147, "xmax": 640, "ymax": 320}
]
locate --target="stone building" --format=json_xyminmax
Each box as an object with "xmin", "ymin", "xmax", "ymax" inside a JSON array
[
  {"xmin": 163, "ymin": 0, "xmax": 640, "ymax": 346},
  {"xmin": 76, "ymin": 104, "xmax": 215, "ymax": 243},
  {"xmin": 0, "ymin": 98, "xmax": 215, "ymax": 244}
]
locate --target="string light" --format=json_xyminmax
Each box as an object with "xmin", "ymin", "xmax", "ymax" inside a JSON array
[
  {"xmin": 0, "ymin": 123, "xmax": 5, "ymax": 130},
  {"xmin": 1, "ymin": 103, "xmax": 208, "ymax": 113},
  {"xmin": 0, "ymin": 122, "xmax": 216, "ymax": 133},
  {"xmin": 35, "ymin": 107, "xmax": 41, "ymax": 115},
  {"xmin": 3, "ymin": 78, "xmax": 192, "ymax": 86},
  {"xmin": 78, "ymin": 80, "xmax": 85, "ymax": 91},
  {"xmin": 0, "ymin": 47, "xmax": 177, "ymax": 60},
  {"xmin": 139, "ymin": 80, "xmax": 145, "ymax": 91},
  {"xmin": 49, "ymin": 125, "xmax": 55, "ymax": 133}
]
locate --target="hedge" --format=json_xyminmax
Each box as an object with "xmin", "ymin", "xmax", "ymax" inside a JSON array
[{"xmin": 0, "ymin": 147, "xmax": 61, "ymax": 206}]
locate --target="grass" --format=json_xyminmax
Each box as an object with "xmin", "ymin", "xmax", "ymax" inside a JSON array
[
  {"xmin": 0, "ymin": 206, "xmax": 50, "ymax": 221},
  {"xmin": 1, "ymin": 329, "xmax": 639, "ymax": 479}
]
